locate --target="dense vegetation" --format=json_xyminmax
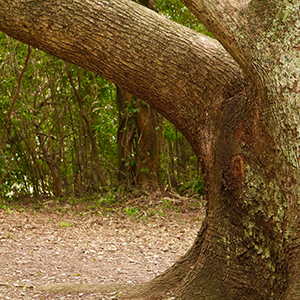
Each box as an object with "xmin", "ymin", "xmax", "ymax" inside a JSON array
[{"xmin": 0, "ymin": 0, "xmax": 209, "ymax": 199}]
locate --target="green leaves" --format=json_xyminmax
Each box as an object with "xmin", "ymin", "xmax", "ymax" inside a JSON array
[
  {"xmin": 0, "ymin": 4, "xmax": 203, "ymax": 198},
  {"xmin": 156, "ymin": 0, "xmax": 213, "ymax": 36}
]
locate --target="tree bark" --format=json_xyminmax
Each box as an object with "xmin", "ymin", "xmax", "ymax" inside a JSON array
[
  {"xmin": 135, "ymin": 97, "xmax": 162, "ymax": 189},
  {"xmin": 1, "ymin": 0, "xmax": 300, "ymax": 298},
  {"xmin": 116, "ymin": 86, "xmax": 163, "ymax": 189},
  {"xmin": 116, "ymin": 86, "xmax": 136, "ymax": 184}
]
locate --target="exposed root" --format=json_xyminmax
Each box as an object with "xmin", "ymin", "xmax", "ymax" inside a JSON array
[
  {"xmin": 37, "ymin": 283, "xmax": 137, "ymax": 296},
  {"xmin": 37, "ymin": 282, "xmax": 169, "ymax": 299}
]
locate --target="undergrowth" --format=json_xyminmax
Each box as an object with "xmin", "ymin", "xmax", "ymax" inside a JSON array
[{"xmin": 0, "ymin": 187, "xmax": 205, "ymax": 219}]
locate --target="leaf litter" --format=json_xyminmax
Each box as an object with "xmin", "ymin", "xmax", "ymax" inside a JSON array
[{"xmin": 0, "ymin": 197, "xmax": 204, "ymax": 299}]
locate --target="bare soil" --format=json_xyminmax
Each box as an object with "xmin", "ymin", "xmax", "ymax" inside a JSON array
[{"xmin": 0, "ymin": 197, "xmax": 204, "ymax": 299}]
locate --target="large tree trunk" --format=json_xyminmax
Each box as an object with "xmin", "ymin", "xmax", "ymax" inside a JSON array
[{"xmin": 1, "ymin": 0, "xmax": 300, "ymax": 298}]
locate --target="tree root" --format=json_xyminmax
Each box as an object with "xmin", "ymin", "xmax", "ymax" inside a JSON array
[{"xmin": 37, "ymin": 282, "xmax": 171, "ymax": 299}]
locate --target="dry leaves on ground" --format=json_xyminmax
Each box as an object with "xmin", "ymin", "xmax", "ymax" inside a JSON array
[{"xmin": 0, "ymin": 201, "xmax": 204, "ymax": 299}]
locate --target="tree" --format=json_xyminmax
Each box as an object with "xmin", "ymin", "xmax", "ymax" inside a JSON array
[
  {"xmin": 1, "ymin": 0, "xmax": 300, "ymax": 298},
  {"xmin": 116, "ymin": 86, "xmax": 163, "ymax": 189},
  {"xmin": 116, "ymin": 0, "xmax": 162, "ymax": 189}
]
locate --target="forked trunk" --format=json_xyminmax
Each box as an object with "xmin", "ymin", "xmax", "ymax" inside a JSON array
[{"xmin": 157, "ymin": 1, "xmax": 300, "ymax": 298}]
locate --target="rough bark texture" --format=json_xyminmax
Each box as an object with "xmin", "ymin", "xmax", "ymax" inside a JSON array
[
  {"xmin": 116, "ymin": 87, "xmax": 136, "ymax": 184},
  {"xmin": 1, "ymin": 0, "xmax": 300, "ymax": 299},
  {"xmin": 135, "ymin": 98, "xmax": 162, "ymax": 189}
]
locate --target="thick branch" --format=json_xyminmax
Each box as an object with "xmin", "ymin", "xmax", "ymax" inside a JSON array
[
  {"xmin": 180, "ymin": 0, "xmax": 251, "ymax": 74},
  {"xmin": 0, "ymin": 0, "xmax": 243, "ymax": 134}
]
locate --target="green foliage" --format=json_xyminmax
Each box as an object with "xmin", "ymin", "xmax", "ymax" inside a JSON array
[
  {"xmin": 0, "ymin": 0, "xmax": 207, "ymax": 199},
  {"xmin": 60, "ymin": 221, "xmax": 73, "ymax": 228},
  {"xmin": 0, "ymin": 33, "xmax": 118, "ymax": 197},
  {"xmin": 192, "ymin": 178, "xmax": 204, "ymax": 195},
  {"xmin": 97, "ymin": 193, "xmax": 116, "ymax": 205},
  {"xmin": 156, "ymin": 0, "xmax": 213, "ymax": 36},
  {"xmin": 160, "ymin": 119, "xmax": 202, "ymax": 194},
  {"xmin": 178, "ymin": 177, "xmax": 204, "ymax": 196},
  {"xmin": 126, "ymin": 206, "xmax": 139, "ymax": 217},
  {"xmin": 162, "ymin": 199, "xmax": 171, "ymax": 209}
]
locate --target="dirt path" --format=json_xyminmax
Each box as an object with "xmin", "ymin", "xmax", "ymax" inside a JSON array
[{"xmin": 0, "ymin": 205, "xmax": 203, "ymax": 299}]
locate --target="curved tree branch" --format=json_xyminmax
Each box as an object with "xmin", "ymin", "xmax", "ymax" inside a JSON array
[
  {"xmin": 180, "ymin": 0, "xmax": 252, "ymax": 75},
  {"xmin": 0, "ymin": 0, "xmax": 244, "ymax": 132}
]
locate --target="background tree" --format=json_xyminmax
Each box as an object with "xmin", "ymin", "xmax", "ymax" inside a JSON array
[{"xmin": 116, "ymin": 86, "xmax": 163, "ymax": 189}]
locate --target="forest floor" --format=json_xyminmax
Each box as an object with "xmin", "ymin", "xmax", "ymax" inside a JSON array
[{"xmin": 0, "ymin": 192, "xmax": 205, "ymax": 299}]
